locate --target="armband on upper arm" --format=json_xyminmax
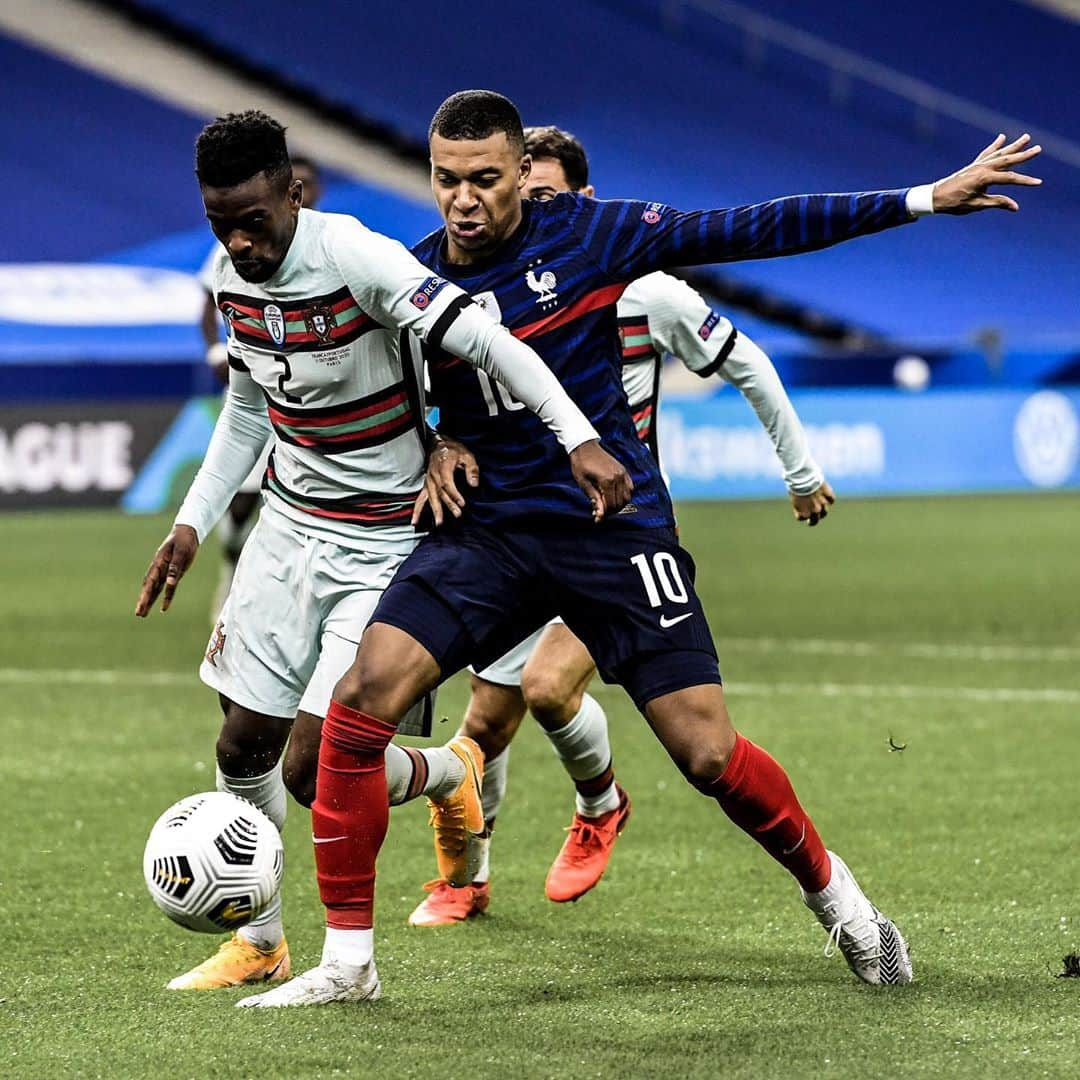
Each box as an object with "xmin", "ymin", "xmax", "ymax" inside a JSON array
[
  {"xmin": 695, "ymin": 328, "xmax": 739, "ymax": 379},
  {"xmin": 427, "ymin": 295, "xmax": 475, "ymax": 351}
]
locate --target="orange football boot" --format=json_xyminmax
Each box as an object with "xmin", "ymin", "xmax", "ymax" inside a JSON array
[
  {"xmin": 427, "ymin": 736, "xmax": 485, "ymax": 886},
  {"xmin": 545, "ymin": 785, "xmax": 631, "ymax": 902},
  {"xmin": 167, "ymin": 934, "xmax": 290, "ymax": 989},
  {"xmin": 407, "ymin": 880, "xmax": 490, "ymax": 927}
]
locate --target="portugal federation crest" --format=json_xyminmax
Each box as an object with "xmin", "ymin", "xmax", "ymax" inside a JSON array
[{"xmin": 304, "ymin": 302, "xmax": 337, "ymax": 345}]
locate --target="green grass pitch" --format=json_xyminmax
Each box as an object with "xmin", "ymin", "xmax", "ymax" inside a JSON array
[{"xmin": 2, "ymin": 494, "xmax": 1078, "ymax": 1078}]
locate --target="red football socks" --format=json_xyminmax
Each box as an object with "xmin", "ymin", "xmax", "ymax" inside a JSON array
[
  {"xmin": 709, "ymin": 734, "xmax": 831, "ymax": 893},
  {"xmin": 312, "ymin": 699, "xmax": 397, "ymax": 930}
]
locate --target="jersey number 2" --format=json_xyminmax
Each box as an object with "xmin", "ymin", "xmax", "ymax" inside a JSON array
[{"xmin": 274, "ymin": 354, "xmax": 302, "ymax": 404}]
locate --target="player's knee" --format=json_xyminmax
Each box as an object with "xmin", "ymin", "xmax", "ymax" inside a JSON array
[
  {"xmin": 215, "ymin": 727, "xmax": 275, "ymax": 775},
  {"xmin": 678, "ymin": 739, "xmax": 736, "ymax": 793},
  {"xmin": 461, "ymin": 714, "xmax": 513, "ymax": 760},
  {"xmin": 215, "ymin": 699, "xmax": 289, "ymax": 775},
  {"xmin": 332, "ymin": 653, "xmax": 431, "ymax": 725},
  {"xmin": 521, "ymin": 667, "xmax": 577, "ymax": 726}
]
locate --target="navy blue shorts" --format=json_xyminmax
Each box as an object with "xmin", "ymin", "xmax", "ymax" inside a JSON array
[{"xmin": 370, "ymin": 519, "xmax": 720, "ymax": 712}]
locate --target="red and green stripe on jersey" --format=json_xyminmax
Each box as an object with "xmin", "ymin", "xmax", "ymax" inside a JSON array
[
  {"xmin": 618, "ymin": 315, "xmax": 658, "ymax": 362},
  {"xmin": 218, "ymin": 286, "xmax": 377, "ymax": 353},
  {"xmin": 631, "ymin": 402, "xmax": 654, "ymax": 442},
  {"xmin": 264, "ymin": 461, "xmax": 417, "ymax": 526},
  {"xmin": 266, "ymin": 381, "xmax": 415, "ymax": 454}
]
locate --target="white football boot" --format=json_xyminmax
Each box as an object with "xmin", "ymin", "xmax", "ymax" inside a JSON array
[
  {"xmin": 802, "ymin": 851, "xmax": 912, "ymax": 986},
  {"xmin": 236, "ymin": 959, "xmax": 381, "ymax": 1008}
]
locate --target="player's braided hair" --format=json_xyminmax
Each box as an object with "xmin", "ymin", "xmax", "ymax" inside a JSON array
[
  {"xmin": 523, "ymin": 126, "xmax": 590, "ymax": 190},
  {"xmin": 195, "ymin": 110, "xmax": 292, "ymax": 189},
  {"xmin": 429, "ymin": 90, "xmax": 525, "ymax": 155}
]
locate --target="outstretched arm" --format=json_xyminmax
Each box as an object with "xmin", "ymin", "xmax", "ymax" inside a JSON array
[
  {"xmin": 576, "ymin": 134, "xmax": 1042, "ymax": 280},
  {"xmin": 135, "ymin": 366, "xmax": 271, "ymax": 616},
  {"xmin": 717, "ymin": 333, "xmax": 834, "ymax": 526},
  {"xmin": 637, "ymin": 271, "xmax": 830, "ymax": 523}
]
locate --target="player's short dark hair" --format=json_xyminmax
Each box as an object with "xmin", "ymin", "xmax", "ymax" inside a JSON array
[
  {"xmin": 523, "ymin": 126, "xmax": 590, "ymax": 190},
  {"xmin": 195, "ymin": 110, "xmax": 292, "ymax": 190},
  {"xmin": 429, "ymin": 90, "xmax": 525, "ymax": 155}
]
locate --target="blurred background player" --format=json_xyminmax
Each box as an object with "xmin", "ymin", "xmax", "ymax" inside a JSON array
[
  {"xmin": 198, "ymin": 155, "xmax": 324, "ymax": 619},
  {"xmin": 408, "ymin": 124, "xmax": 835, "ymax": 927}
]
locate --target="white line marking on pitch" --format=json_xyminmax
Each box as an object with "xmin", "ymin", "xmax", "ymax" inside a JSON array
[
  {"xmin": 0, "ymin": 669, "xmax": 191, "ymax": 687},
  {"xmin": 3, "ymin": 669, "xmax": 1077, "ymax": 705},
  {"xmin": 716, "ymin": 636, "xmax": 1080, "ymax": 663},
  {"xmin": 728, "ymin": 681, "xmax": 1080, "ymax": 705}
]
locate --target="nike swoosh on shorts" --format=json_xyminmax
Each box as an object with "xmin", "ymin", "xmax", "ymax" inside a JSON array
[{"xmin": 659, "ymin": 613, "xmax": 693, "ymax": 629}]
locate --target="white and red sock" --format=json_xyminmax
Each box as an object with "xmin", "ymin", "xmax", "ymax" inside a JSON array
[
  {"xmin": 543, "ymin": 694, "xmax": 620, "ymax": 817},
  {"xmin": 384, "ymin": 743, "xmax": 465, "ymax": 805}
]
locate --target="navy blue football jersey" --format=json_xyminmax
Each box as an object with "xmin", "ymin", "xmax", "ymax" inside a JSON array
[{"xmin": 412, "ymin": 189, "xmax": 911, "ymax": 528}]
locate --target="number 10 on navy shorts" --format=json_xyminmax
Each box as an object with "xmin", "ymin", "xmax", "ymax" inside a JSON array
[{"xmin": 371, "ymin": 520, "xmax": 721, "ymax": 712}]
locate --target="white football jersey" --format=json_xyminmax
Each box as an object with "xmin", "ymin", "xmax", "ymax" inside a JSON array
[
  {"xmin": 207, "ymin": 209, "xmax": 476, "ymax": 551},
  {"xmin": 616, "ymin": 271, "xmax": 734, "ymax": 451}
]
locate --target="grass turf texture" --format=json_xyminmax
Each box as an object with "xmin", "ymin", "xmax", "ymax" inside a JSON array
[{"xmin": 2, "ymin": 495, "xmax": 1078, "ymax": 1078}]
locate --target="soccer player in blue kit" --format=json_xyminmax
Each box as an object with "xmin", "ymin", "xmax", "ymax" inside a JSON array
[{"xmin": 238, "ymin": 91, "xmax": 1042, "ymax": 1007}]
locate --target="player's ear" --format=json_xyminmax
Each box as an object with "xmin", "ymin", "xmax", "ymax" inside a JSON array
[
  {"xmin": 518, "ymin": 153, "xmax": 532, "ymax": 189},
  {"xmin": 580, "ymin": 184, "xmax": 596, "ymax": 198},
  {"xmin": 287, "ymin": 178, "xmax": 303, "ymax": 211}
]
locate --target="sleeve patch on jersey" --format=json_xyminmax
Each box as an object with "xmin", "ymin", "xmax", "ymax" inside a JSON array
[
  {"xmin": 411, "ymin": 276, "xmax": 450, "ymax": 309},
  {"xmin": 698, "ymin": 310, "xmax": 722, "ymax": 340},
  {"xmin": 641, "ymin": 202, "xmax": 667, "ymax": 225}
]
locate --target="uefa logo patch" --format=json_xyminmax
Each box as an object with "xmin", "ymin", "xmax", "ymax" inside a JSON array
[
  {"xmin": 411, "ymin": 275, "xmax": 449, "ymax": 309},
  {"xmin": 698, "ymin": 311, "xmax": 721, "ymax": 340},
  {"xmin": 642, "ymin": 202, "xmax": 665, "ymax": 225}
]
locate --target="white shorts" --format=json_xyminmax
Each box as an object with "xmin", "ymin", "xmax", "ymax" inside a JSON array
[
  {"xmin": 470, "ymin": 618, "xmax": 564, "ymax": 688},
  {"xmin": 201, "ymin": 510, "xmax": 432, "ymax": 732}
]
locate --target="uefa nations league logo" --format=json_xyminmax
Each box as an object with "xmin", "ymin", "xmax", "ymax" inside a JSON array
[
  {"xmin": 1013, "ymin": 391, "xmax": 1079, "ymax": 488},
  {"xmin": 263, "ymin": 303, "xmax": 286, "ymax": 346}
]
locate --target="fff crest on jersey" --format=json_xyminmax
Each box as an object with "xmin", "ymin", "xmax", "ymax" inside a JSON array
[
  {"xmin": 263, "ymin": 303, "xmax": 286, "ymax": 346},
  {"xmin": 304, "ymin": 302, "xmax": 337, "ymax": 345},
  {"xmin": 525, "ymin": 265, "xmax": 558, "ymax": 308}
]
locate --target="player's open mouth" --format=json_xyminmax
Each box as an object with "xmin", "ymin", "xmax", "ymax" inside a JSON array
[{"xmin": 450, "ymin": 220, "xmax": 484, "ymax": 239}]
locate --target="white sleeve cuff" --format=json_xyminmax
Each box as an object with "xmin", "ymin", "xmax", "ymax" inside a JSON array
[{"xmin": 905, "ymin": 184, "xmax": 936, "ymax": 217}]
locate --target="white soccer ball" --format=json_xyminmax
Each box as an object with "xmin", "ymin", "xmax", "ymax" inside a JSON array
[
  {"xmin": 143, "ymin": 791, "xmax": 284, "ymax": 934},
  {"xmin": 893, "ymin": 355, "xmax": 931, "ymax": 392}
]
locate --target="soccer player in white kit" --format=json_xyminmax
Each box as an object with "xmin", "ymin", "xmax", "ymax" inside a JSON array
[
  {"xmin": 135, "ymin": 110, "xmax": 632, "ymax": 989},
  {"xmin": 198, "ymin": 156, "xmax": 323, "ymax": 621},
  {"xmin": 409, "ymin": 125, "xmax": 836, "ymax": 926}
]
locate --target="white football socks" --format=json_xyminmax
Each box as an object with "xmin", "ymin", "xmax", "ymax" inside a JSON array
[
  {"xmin": 384, "ymin": 743, "xmax": 466, "ymax": 805},
  {"xmin": 472, "ymin": 747, "xmax": 510, "ymax": 884},
  {"xmin": 322, "ymin": 926, "xmax": 374, "ymax": 970},
  {"xmin": 216, "ymin": 763, "xmax": 285, "ymax": 950},
  {"xmin": 543, "ymin": 694, "xmax": 620, "ymax": 817}
]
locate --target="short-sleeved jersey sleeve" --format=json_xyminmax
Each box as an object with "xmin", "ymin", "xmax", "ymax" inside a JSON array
[
  {"xmin": 626, "ymin": 272, "xmax": 734, "ymax": 376},
  {"xmin": 565, "ymin": 189, "xmax": 912, "ymax": 283},
  {"xmin": 327, "ymin": 216, "xmax": 472, "ymax": 348}
]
